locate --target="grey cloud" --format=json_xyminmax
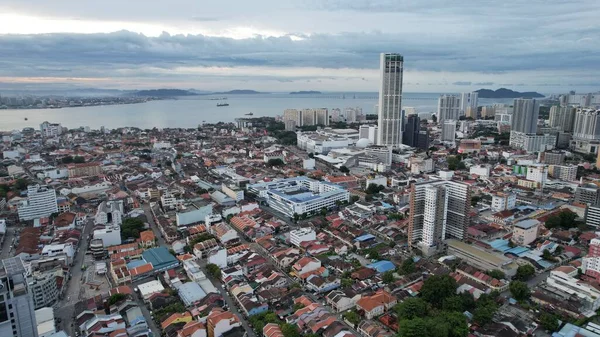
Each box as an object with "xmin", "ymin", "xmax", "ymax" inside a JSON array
[
  {"xmin": 190, "ymin": 16, "xmax": 220, "ymax": 22},
  {"xmin": 474, "ymin": 82, "xmax": 494, "ymax": 86},
  {"xmin": 452, "ymin": 81, "xmax": 472, "ymax": 86}
]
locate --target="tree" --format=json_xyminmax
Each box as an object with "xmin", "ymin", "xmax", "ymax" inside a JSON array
[
  {"xmin": 399, "ymin": 318, "xmax": 428, "ymax": 337},
  {"xmin": 206, "ymin": 263, "xmax": 221, "ymax": 279},
  {"xmin": 73, "ymin": 156, "xmax": 85, "ymax": 163},
  {"xmin": 509, "ymin": 281, "xmax": 530, "ymax": 301},
  {"xmin": 367, "ymin": 248, "xmax": 380, "ymax": 260},
  {"xmin": 539, "ymin": 312, "xmax": 560, "ymax": 332},
  {"xmin": 308, "ymin": 153, "xmax": 314, "ymax": 158},
  {"xmin": 120, "ymin": 218, "xmax": 145, "ymax": 240},
  {"xmin": 401, "ymin": 257, "xmax": 416, "ymax": 275},
  {"xmin": 420, "ymin": 275, "xmax": 458, "ymax": 308},
  {"xmin": 457, "ymin": 161, "xmax": 466, "ymax": 170},
  {"xmin": 473, "ymin": 304, "xmax": 496, "ymax": 325},
  {"xmin": 542, "ymin": 249, "xmax": 557, "ymax": 262},
  {"xmin": 14, "ymin": 178, "xmax": 29, "ymax": 190},
  {"xmin": 293, "ymin": 213, "xmax": 299, "ymax": 222},
  {"xmin": 339, "ymin": 166, "xmax": 350, "ymax": 173},
  {"xmin": 487, "ymin": 269, "xmax": 505, "ymax": 280},
  {"xmin": 280, "ymin": 323, "xmax": 300, "ymax": 337},
  {"xmin": 320, "ymin": 207, "xmax": 328, "ymax": 216},
  {"xmin": 447, "ymin": 156, "xmax": 460, "ymax": 170},
  {"xmin": 515, "ymin": 264, "xmax": 535, "ymax": 281},
  {"xmin": 544, "ymin": 210, "xmax": 577, "ymax": 229},
  {"xmin": 471, "ymin": 196, "xmax": 481, "ymax": 207},
  {"xmin": 432, "ymin": 115, "xmax": 438, "ymax": 123},
  {"xmin": 343, "ymin": 311, "xmax": 361, "ymax": 326},
  {"xmin": 442, "ymin": 296, "xmax": 465, "ymax": 312},
  {"xmin": 108, "ymin": 293, "xmax": 126, "ymax": 305},
  {"xmin": 350, "ymin": 195, "xmax": 360, "ymax": 204},
  {"xmin": 267, "ymin": 158, "xmax": 284, "ymax": 166},
  {"xmin": 394, "ymin": 298, "xmax": 429, "ymax": 320},
  {"xmin": 292, "ymin": 303, "xmax": 305, "ymax": 311},
  {"xmin": 444, "ymin": 311, "xmax": 469, "ymax": 337},
  {"xmin": 341, "ymin": 278, "xmax": 353, "ymax": 288},
  {"xmin": 61, "ymin": 156, "xmax": 74, "ymax": 164},
  {"xmin": 382, "ymin": 271, "xmax": 395, "ymax": 284}
]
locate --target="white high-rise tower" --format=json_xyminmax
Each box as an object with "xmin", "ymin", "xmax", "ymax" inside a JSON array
[{"xmin": 377, "ymin": 53, "xmax": 404, "ymax": 147}]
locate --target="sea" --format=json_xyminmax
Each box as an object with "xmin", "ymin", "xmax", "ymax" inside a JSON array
[{"xmin": 0, "ymin": 92, "xmax": 515, "ymax": 130}]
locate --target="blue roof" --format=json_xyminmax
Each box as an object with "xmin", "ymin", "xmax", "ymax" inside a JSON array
[
  {"xmin": 488, "ymin": 239, "xmax": 511, "ymax": 252},
  {"xmin": 178, "ymin": 282, "xmax": 206, "ymax": 306},
  {"xmin": 142, "ymin": 247, "xmax": 178, "ymax": 269},
  {"xmin": 354, "ymin": 234, "xmax": 376, "ymax": 242},
  {"xmin": 506, "ymin": 247, "xmax": 530, "ymax": 256},
  {"xmin": 367, "ymin": 260, "xmax": 395, "ymax": 273},
  {"xmin": 126, "ymin": 260, "xmax": 147, "ymax": 270},
  {"xmin": 553, "ymin": 323, "xmax": 600, "ymax": 337}
]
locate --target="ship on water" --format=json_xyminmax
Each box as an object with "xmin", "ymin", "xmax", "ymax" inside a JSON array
[
  {"xmin": 217, "ymin": 103, "xmax": 229, "ymax": 107},
  {"xmin": 245, "ymin": 112, "xmax": 253, "ymax": 116}
]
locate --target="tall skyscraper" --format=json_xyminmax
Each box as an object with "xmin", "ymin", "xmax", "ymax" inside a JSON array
[
  {"xmin": 511, "ymin": 98, "xmax": 539, "ymax": 134},
  {"xmin": 549, "ymin": 106, "xmax": 576, "ymax": 132},
  {"xmin": 377, "ymin": 53, "xmax": 404, "ymax": 147},
  {"xmin": 17, "ymin": 185, "xmax": 58, "ymax": 221},
  {"xmin": 0, "ymin": 257, "xmax": 39, "ymax": 337},
  {"xmin": 442, "ymin": 120, "xmax": 457, "ymax": 142},
  {"xmin": 408, "ymin": 180, "xmax": 470, "ymax": 255},
  {"xmin": 359, "ymin": 125, "xmax": 378, "ymax": 145},
  {"xmin": 437, "ymin": 95, "xmax": 461, "ymax": 124},
  {"xmin": 402, "ymin": 114, "xmax": 420, "ymax": 147},
  {"xmin": 459, "ymin": 92, "xmax": 478, "ymax": 117}
]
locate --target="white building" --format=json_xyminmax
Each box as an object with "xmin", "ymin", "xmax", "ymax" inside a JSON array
[
  {"xmin": 442, "ymin": 120, "xmax": 457, "ymax": 143},
  {"xmin": 303, "ymin": 158, "xmax": 315, "ymax": 170},
  {"xmin": 93, "ymin": 226, "xmax": 122, "ymax": 247},
  {"xmin": 512, "ymin": 219, "xmax": 540, "ymax": 246},
  {"xmin": 409, "ymin": 157, "xmax": 434, "ymax": 174},
  {"xmin": 18, "ymin": 185, "xmax": 58, "ymax": 221},
  {"xmin": 512, "ymin": 99, "xmax": 539, "ymax": 134},
  {"xmin": 176, "ymin": 204, "xmax": 214, "ymax": 227},
  {"xmin": 491, "ymin": 193, "xmax": 516, "ymax": 212},
  {"xmin": 469, "ymin": 165, "xmax": 491, "ymax": 177},
  {"xmin": 460, "ymin": 92, "xmax": 478, "ymax": 117},
  {"xmin": 160, "ymin": 192, "xmax": 178, "ymax": 209},
  {"xmin": 438, "ymin": 95, "xmax": 461, "ymax": 124},
  {"xmin": 137, "ymin": 280, "xmax": 165, "ymax": 300},
  {"xmin": 548, "ymin": 165, "xmax": 578, "ymax": 181},
  {"xmin": 526, "ymin": 164, "xmax": 548, "ymax": 185},
  {"xmin": 509, "ymin": 131, "xmax": 557, "ymax": 153},
  {"xmin": 546, "ymin": 270, "xmax": 600, "ymax": 315},
  {"xmin": 40, "ymin": 121, "xmax": 62, "ymax": 137},
  {"xmin": 247, "ymin": 177, "xmax": 349, "ymax": 218},
  {"xmin": 377, "ymin": 53, "xmax": 404, "ymax": 147},
  {"xmin": 221, "ymin": 183, "xmax": 244, "ymax": 202},
  {"xmin": 95, "ymin": 200, "xmax": 124, "ymax": 225},
  {"xmin": 359, "ymin": 125, "xmax": 378, "ymax": 145},
  {"xmin": 296, "ymin": 132, "xmax": 354, "ymax": 154},
  {"xmin": 290, "ymin": 228, "xmax": 317, "ymax": 247},
  {"xmin": 152, "ymin": 141, "xmax": 172, "ymax": 150}
]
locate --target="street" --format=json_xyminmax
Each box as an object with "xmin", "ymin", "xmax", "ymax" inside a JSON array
[
  {"xmin": 54, "ymin": 218, "xmax": 95, "ymax": 337},
  {"xmin": 0, "ymin": 227, "xmax": 16, "ymax": 259},
  {"xmin": 142, "ymin": 203, "xmax": 168, "ymax": 247}
]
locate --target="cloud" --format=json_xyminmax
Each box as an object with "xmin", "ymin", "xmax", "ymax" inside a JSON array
[
  {"xmin": 189, "ymin": 16, "xmax": 220, "ymax": 22},
  {"xmin": 452, "ymin": 81, "xmax": 472, "ymax": 86},
  {"xmin": 474, "ymin": 82, "xmax": 494, "ymax": 86}
]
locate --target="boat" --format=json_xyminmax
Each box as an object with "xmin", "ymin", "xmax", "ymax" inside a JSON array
[
  {"xmin": 245, "ymin": 112, "xmax": 254, "ymax": 116},
  {"xmin": 217, "ymin": 103, "xmax": 229, "ymax": 107},
  {"xmin": 24, "ymin": 117, "xmax": 28, "ymax": 121}
]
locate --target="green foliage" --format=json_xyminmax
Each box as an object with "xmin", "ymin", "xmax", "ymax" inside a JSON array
[
  {"xmin": 509, "ymin": 281, "xmax": 530, "ymax": 301},
  {"xmin": 320, "ymin": 207, "xmax": 328, "ymax": 216},
  {"xmin": 542, "ymin": 249, "xmax": 557, "ymax": 262},
  {"xmin": 382, "ymin": 271, "xmax": 395, "ymax": 284},
  {"xmin": 457, "ymin": 161, "xmax": 466, "ymax": 170},
  {"xmin": 544, "ymin": 210, "xmax": 578, "ymax": 229},
  {"xmin": 273, "ymin": 131, "xmax": 298, "ymax": 145},
  {"xmin": 366, "ymin": 248, "xmax": 380, "ymax": 260},
  {"xmin": 120, "ymin": 218, "xmax": 145, "ymax": 240},
  {"xmin": 420, "ymin": 275, "xmax": 458, "ymax": 308},
  {"xmin": 289, "ymin": 282, "xmax": 302, "ymax": 289},
  {"xmin": 395, "ymin": 298, "xmax": 429, "ymax": 320},
  {"xmin": 292, "ymin": 303, "xmax": 305, "ymax": 311},
  {"xmin": 73, "ymin": 156, "xmax": 85, "ymax": 163},
  {"xmin": 515, "ymin": 264, "xmax": 535, "ymax": 281},
  {"xmin": 398, "ymin": 313, "xmax": 468, "ymax": 337},
  {"xmin": 248, "ymin": 311, "xmax": 281, "ymax": 333},
  {"xmin": 341, "ymin": 278, "xmax": 353, "ymax": 288},
  {"xmin": 447, "ymin": 156, "xmax": 460, "ymax": 170},
  {"xmin": 400, "ymin": 257, "xmax": 416, "ymax": 275},
  {"xmin": 108, "ymin": 293, "xmax": 126, "ymax": 305},
  {"xmin": 387, "ymin": 213, "xmax": 404, "ymax": 220},
  {"xmin": 350, "ymin": 195, "xmax": 360, "ymax": 204},
  {"xmin": 153, "ymin": 301, "xmax": 186, "ymax": 323},
  {"xmin": 487, "ymin": 269, "xmax": 505, "ymax": 280},
  {"xmin": 539, "ymin": 312, "xmax": 560, "ymax": 332},
  {"xmin": 61, "ymin": 156, "xmax": 74, "ymax": 164},
  {"xmin": 188, "ymin": 233, "xmax": 215, "ymax": 247},
  {"xmin": 398, "ymin": 318, "xmax": 428, "ymax": 337},
  {"xmin": 339, "ymin": 166, "xmax": 350, "ymax": 173},
  {"xmin": 343, "ymin": 310, "xmax": 361, "ymax": 325},
  {"xmin": 267, "ymin": 158, "xmax": 285, "ymax": 166},
  {"xmin": 471, "ymin": 196, "xmax": 481, "ymax": 207},
  {"xmin": 206, "ymin": 263, "xmax": 221, "ymax": 279},
  {"xmin": 280, "ymin": 323, "xmax": 300, "ymax": 337},
  {"xmin": 366, "ymin": 184, "xmax": 385, "ymax": 194}
]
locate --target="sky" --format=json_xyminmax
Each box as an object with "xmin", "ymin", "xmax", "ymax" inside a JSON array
[{"xmin": 0, "ymin": 0, "xmax": 599, "ymax": 93}]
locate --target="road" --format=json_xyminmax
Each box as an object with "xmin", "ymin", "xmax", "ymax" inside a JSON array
[
  {"xmin": 142, "ymin": 203, "xmax": 167, "ymax": 247},
  {"xmin": 0, "ymin": 227, "xmax": 16, "ymax": 259},
  {"xmin": 54, "ymin": 218, "xmax": 95, "ymax": 337}
]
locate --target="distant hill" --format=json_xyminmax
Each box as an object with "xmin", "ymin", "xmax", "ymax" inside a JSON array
[
  {"xmin": 476, "ymin": 88, "xmax": 544, "ymax": 99},
  {"xmin": 132, "ymin": 89, "xmax": 198, "ymax": 97},
  {"xmin": 214, "ymin": 90, "xmax": 262, "ymax": 95},
  {"xmin": 290, "ymin": 91, "xmax": 322, "ymax": 95}
]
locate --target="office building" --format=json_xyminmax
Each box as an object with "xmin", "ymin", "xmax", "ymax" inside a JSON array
[
  {"xmin": 512, "ymin": 219, "xmax": 540, "ymax": 246},
  {"xmin": 572, "ymin": 109, "xmax": 600, "ymax": 154},
  {"xmin": 315, "ymin": 108, "xmax": 329, "ymax": 125},
  {"xmin": 549, "ymin": 106, "xmax": 576, "ymax": 132},
  {"xmin": 247, "ymin": 177, "xmax": 349, "ymax": 218},
  {"xmin": 548, "ymin": 165, "xmax": 577, "ymax": 181},
  {"xmin": 365, "ymin": 146, "xmax": 393, "ymax": 166},
  {"xmin": 283, "ymin": 109, "xmax": 302, "ymax": 127},
  {"xmin": 583, "ymin": 239, "xmax": 600, "ymax": 282},
  {"xmin": 509, "ymin": 132, "xmax": 556, "ymax": 153},
  {"xmin": 377, "ymin": 53, "xmax": 404, "ymax": 147},
  {"xmin": 560, "ymin": 92, "xmax": 600, "ymax": 107},
  {"xmin": 491, "ymin": 192, "xmax": 516, "ymax": 212},
  {"xmin": 296, "ymin": 132, "xmax": 354, "ymax": 154},
  {"xmin": 460, "ymin": 92, "xmax": 478, "ymax": 116},
  {"xmin": 417, "ymin": 130, "xmax": 430, "ymax": 150},
  {"xmin": 586, "ymin": 206, "xmax": 600, "ymax": 228},
  {"xmin": 481, "ymin": 106, "xmax": 495, "ymax": 119},
  {"xmin": 290, "ymin": 228, "xmax": 317, "ymax": 247},
  {"xmin": 17, "ymin": 185, "xmax": 58, "ymax": 221},
  {"xmin": 575, "ymin": 184, "xmax": 600, "ymax": 206},
  {"xmin": 442, "ymin": 120, "xmax": 457, "ymax": 143},
  {"xmin": 408, "ymin": 180, "xmax": 470, "ymax": 255},
  {"xmin": 437, "ymin": 95, "xmax": 461, "ymax": 124},
  {"xmin": 465, "ymin": 106, "xmax": 477, "ymax": 119},
  {"xmin": 539, "ymin": 151, "xmax": 566, "ymax": 165},
  {"xmin": 39, "ymin": 121, "xmax": 62, "ymax": 138},
  {"xmin": 512, "ymin": 99, "xmax": 540, "ymax": 134},
  {"xmin": 0, "ymin": 257, "xmax": 39, "ymax": 337},
  {"xmin": 359, "ymin": 125, "xmax": 378, "ymax": 144},
  {"xmin": 284, "ymin": 119, "xmax": 296, "ymax": 131},
  {"xmin": 27, "ymin": 270, "xmax": 60, "ymax": 309},
  {"xmin": 345, "ymin": 107, "xmax": 361, "ymax": 123},
  {"xmin": 402, "ymin": 114, "xmax": 420, "ymax": 147},
  {"xmin": 526, "ymin": 164, "xmax": 547, "ymax": 185}
]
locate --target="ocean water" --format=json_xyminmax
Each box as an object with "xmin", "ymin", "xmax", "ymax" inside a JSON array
[{"xmin": 0, "ymin": 92, "xmax": 514, "ymax": 130}]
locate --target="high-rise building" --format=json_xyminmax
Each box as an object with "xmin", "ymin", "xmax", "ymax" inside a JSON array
[
  {"xmin": 549, "ymin": 106, "xmax": 576, "ymax": 132},
  {"xmin": 442, "ymin": 120, "xmax": 457, "ymax": 143},
  {"xmin": 377, "ymin": 53, "xmax": 404, "ymax": 147},
  {"xmin": 302, "ymin": 109, "xmax": 315, "ymax": 126},
  {"xmin": 575, "ymin": 183, "xmax": 600, "ymax": 206},
  {"xmin": 402, "ymin": 114, "xmax": 420, "ymax": 147},
  {"xmin": 0, "ymin": 257, "xmax": 39, "ymax": 337},
  {"xmin": 345, "ymin": 107, "xmax": 361, "ymax": 123},
  {"xmin": 283, "ymin": 109, "xmax": 302, "ymax": 127},
  {"xmin": 417, "ymin": 130, "xmax": 430, "ymax": 150},
  {"xmin": 572, "ymin": 109, "xmax": 600, "ymax": 154},
  {"xmin": 408, "ymin": 180, "xmax": 470, "ymax": 256},
  {"xmin": 481, "ymin": 106, "xmax": 495, "ymax": 119},
  {"xmin": 437, "ymin": 95, "xmax": 461, "ymax": 124},
  {"xmin": 359, "ymin": 125, "xmax": 378, "ymax": 144},
  {"xmin": 459, "ymin": 92, "xmax": 478, "ymax": 117},
  {"xmin": 512, "ymin": 99, "xmax": 540, "ymax": 134},
  {"xmin": 465, "ymin": 106, "xmax": 477, "ymax": 119},
  {"xmin": 583, "ymin": 239, "xmax": 600, "ymax": 282},
  {"xmin": 39, "ymin": 121, "xmax": 62, "ymax": 138},
  {"xmin": 315, "ymin": 108, "xmax": 329, "ymax": 126},
  {"xmin": 17, "ymin": 185, "xmax": 58, "ymax": 221}
]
